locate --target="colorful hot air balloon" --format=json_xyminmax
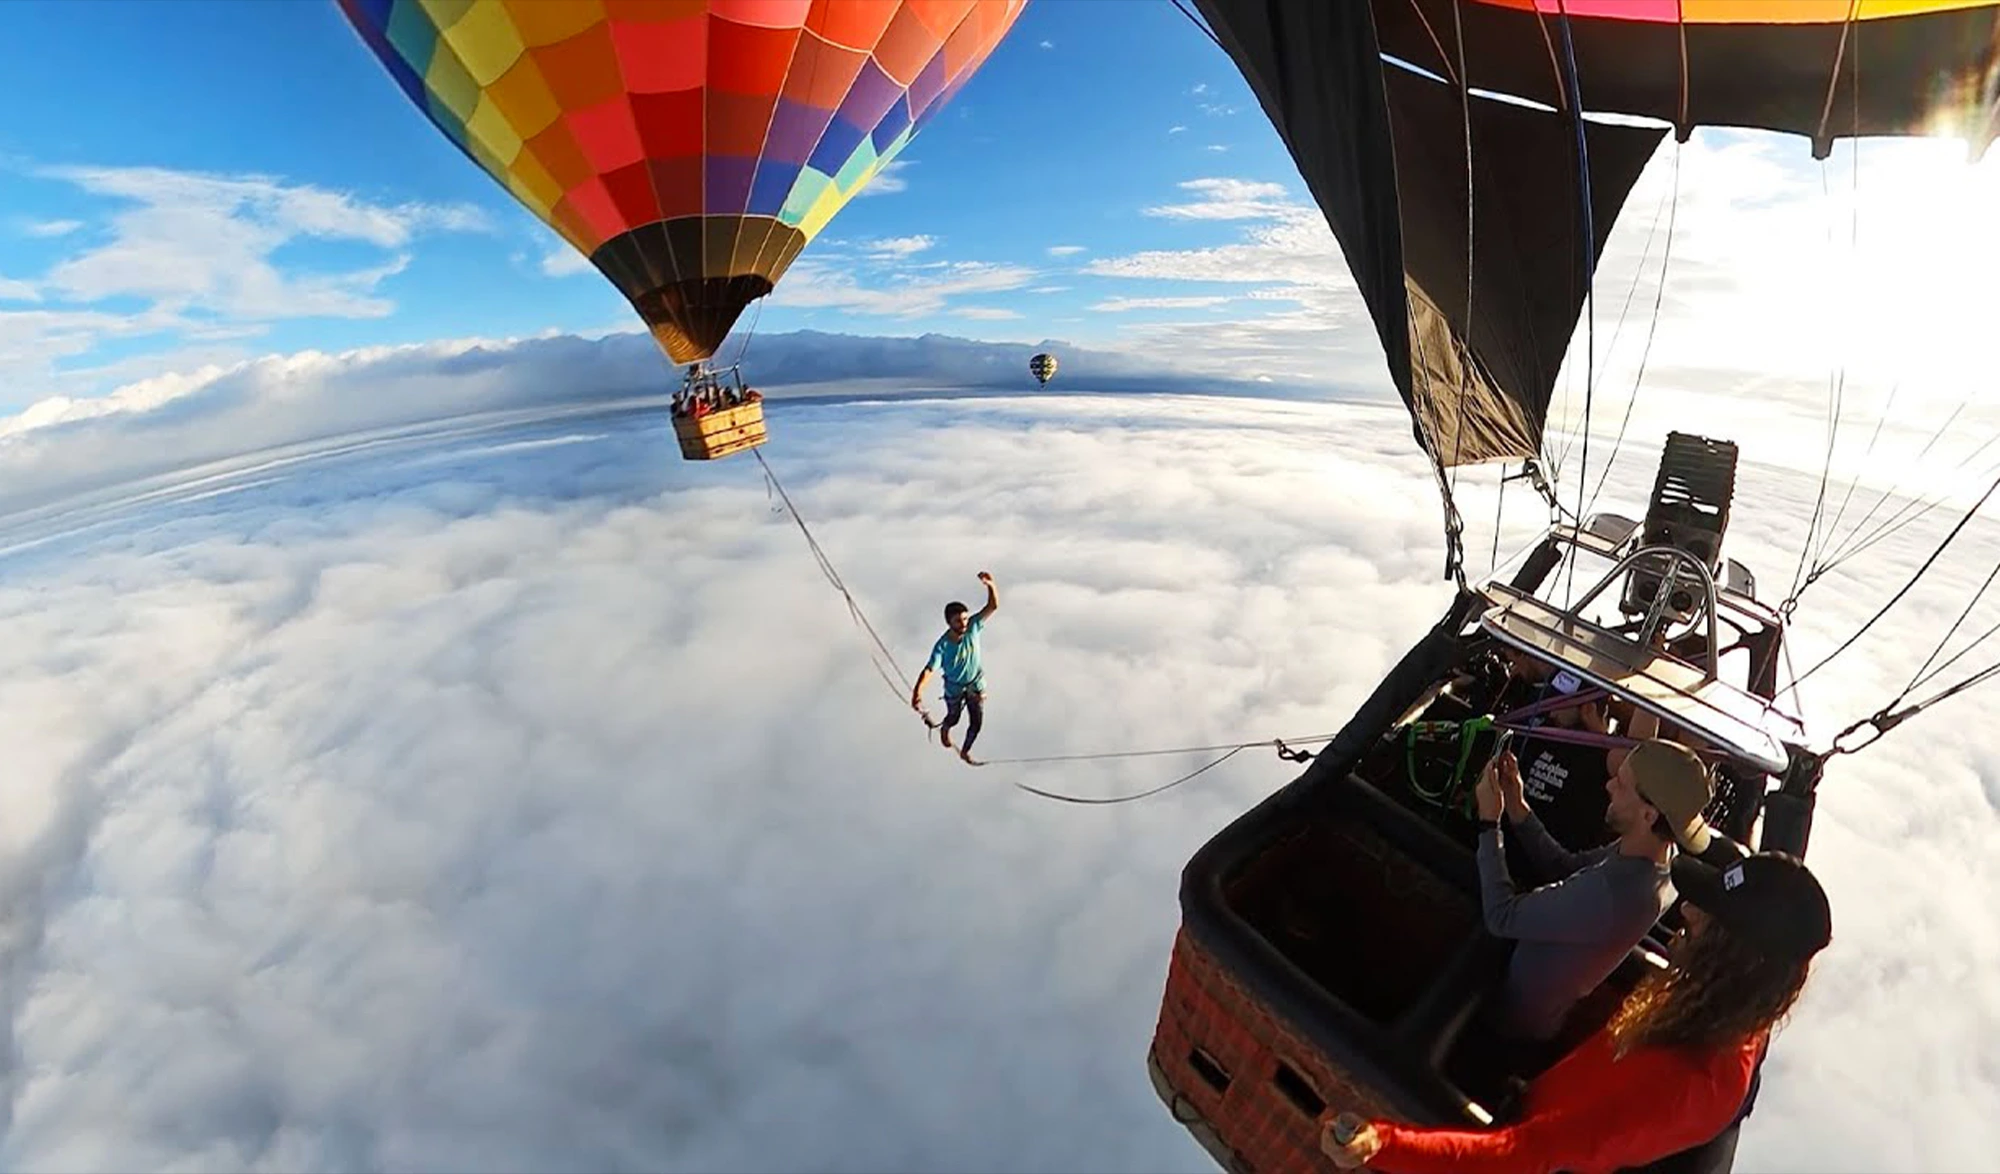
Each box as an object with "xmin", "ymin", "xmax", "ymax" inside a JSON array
[
  {"xmin": 333, "ymin": 0, "xmax": 1031, "ymax": 366},
  {"xmin": 1028, "ymin": 351, "xmax": 1057, "ymax": 387}
]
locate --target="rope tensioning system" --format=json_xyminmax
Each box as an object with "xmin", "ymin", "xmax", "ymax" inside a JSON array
[
  {"xmin": 752, "ymin": 447, "xmax": 1336, "ymax": 805},
  {"xmin": 984, "ymin": 735, "xmax": 1333, "ymax": 807},
  {"xmin": 1395, "ymin": 682, "xmax": 1739, "ymax": 817},
  {"xmin": 911, "ymin": 679, "xmax": 1340, "ymax": 803}
]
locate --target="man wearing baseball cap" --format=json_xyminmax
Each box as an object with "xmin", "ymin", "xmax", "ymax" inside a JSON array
[
  {"xmin": 1472, "ymin": 736, "xmax": 1719, "ymax": 1047},
  {"xmin": 1623, "ymin": 738, "xmax": 1721, "ymax": 856}
]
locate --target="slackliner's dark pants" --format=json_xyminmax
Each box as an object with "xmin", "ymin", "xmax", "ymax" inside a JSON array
[{"xmin": 943, "ymin": 691, "xmax": 984, "ymax": 752}]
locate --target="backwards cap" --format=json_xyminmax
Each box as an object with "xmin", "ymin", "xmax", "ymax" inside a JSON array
[
  {"xmin": 1670, "ymin": 850, "xmax": 1833, "ymax": 962},
  {"xmin": 1624, "ymin": 738, "xmax": 1715, "ymax": 854}
]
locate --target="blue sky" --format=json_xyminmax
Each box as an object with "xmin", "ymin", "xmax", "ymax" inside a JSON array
[
  {"xmin": 4, "ymin": 0, "xmax": 1998, "ymax": 497},
  {"xmin": 0, "ymin": 0, "xmax": 1325, "ymax": 412}
]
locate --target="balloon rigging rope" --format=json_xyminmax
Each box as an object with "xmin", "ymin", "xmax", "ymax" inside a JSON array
[
  {"xmin": 1583, "ymin": 140, "xmax": 1681, "ymax": 520},
  {"xmin": 1167, "ymin": 0, "xmax": 1225, "ymax": 51},
  {"xmin": 751, "ymin": 447, "xmax": 1334, "ymax": 804},
  {"xmin": 753, "ymin": 447, "xmax": 912, "ymax": 703}
]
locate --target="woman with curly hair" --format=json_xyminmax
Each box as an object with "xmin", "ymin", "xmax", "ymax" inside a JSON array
[{"xmin": 1321, "ymin": 849, "xmax": 1833, "ymax": 1174}]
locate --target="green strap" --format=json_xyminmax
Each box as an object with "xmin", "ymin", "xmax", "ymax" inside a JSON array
[{"xmin": 1403, "ymin": 714, "xmax": 1495, "ymax": 809}]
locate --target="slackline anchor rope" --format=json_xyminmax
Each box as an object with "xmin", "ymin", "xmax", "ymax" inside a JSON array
[{"xmin": 750, "ymin": 447, "xmax": 1333, "ymax": 805}]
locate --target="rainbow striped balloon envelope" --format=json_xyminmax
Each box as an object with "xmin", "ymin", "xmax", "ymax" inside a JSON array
[{"xmin": 334, "ymin": 0, "xmax": 1030, "ymax": 365}]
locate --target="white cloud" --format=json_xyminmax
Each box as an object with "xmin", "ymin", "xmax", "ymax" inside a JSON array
[
  {"xmin": 855, "ymin": 159, "xmax": 911, "ymax": 197},
  {"xmin": 770, "ymin": 259, "xmax": 1039, "ymax": 319},
  {"xmin": 1168, "ymin": 126, "xmax": 1188, "ymax": 135},
  {"xmin": 1027, "ymin": 285, "xmax": 1070, "ymax": 294},
  {"xmin": 1075, "ymin": 131, "xmax": 2000, "ymax": 455},
  {"xmin": 1, "ymin": 348, "xmax": 1998, "ymax": 1171},
  {"xmin": 1047, "ymin": 245, "xmax": 1087, "ymax": 257},
  {"xmin": 1142, "ymin": 178, "xmax": 1291, "ymax": 221},
  {"xmin": 1188, "ymin": 85, "xmax": 1238, "ymax": 117},
  {"xmin": 0, "ymin": 276, "xmax": 38, "ymax": 302},
  {"xmin": 1079, "ymin": 179, "xmax": 1368, "ymax": 387},
  {"xmin": 953, "ymin": 306, "xmax": 1022, "ymax": 320},
  {"xmin": 34, "ymin": 165, "xmax": 483, "ymax": 316},
  {"xmin": 20, "ymin": 218, "xmax": 83, "ymax": 237},
  {"xmin": 1091, "ymin": 296, "xmax": 1233, "ymax": 312},
  {"xmin": 1, "ymin": 305, "xmax": 190, "ymax": 371},
  {"xmin": 0, "ymin": 336, "xmax": 660, "ymax": 519},
  {"xmin": 1536, "ymin": 132, "xmax": 2000, "ymax": 500},
  {"xmin": 1205, "ymin": 144, "xmax": 1229, "ymax": 152},
  {"xmin": 865, "ymin": 235, "xmax": 936, "ymax": 259},
  {"xmin": 1039, "ymin": 38, "xmax": 1054, "ymax": 49},
  {"xmin": 0, "ymin": 164, "xmax": 491, "ymax": 409},
  {"xmin": 539, "ymin": 247, "xmax": 593, "ymax": 278},
  {"xmin": 0, "ymin": 392, "xmax": 1456, "ymax": 1172}
]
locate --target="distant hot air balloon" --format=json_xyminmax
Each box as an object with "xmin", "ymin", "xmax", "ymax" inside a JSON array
[
  {"xmin": 333, "ymin": 0, "xmax": 1030, "ymax": 371},
  {"xmin": 1028, "ymin": 351, "xmax": 1057, "ymax": 387}
]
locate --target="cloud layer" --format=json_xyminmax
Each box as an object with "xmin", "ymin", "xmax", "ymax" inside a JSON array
[
  {"xmin": 2, "ymin": 338, "xmax": 1999, "ymax": 1170},
  {"xmin": 0, "ymin": 328, "xmax": 1344, "ymax": 526},
  {"xmin": 0, "ymin": 391, "xmax": 1460, "ymax": 1173}
]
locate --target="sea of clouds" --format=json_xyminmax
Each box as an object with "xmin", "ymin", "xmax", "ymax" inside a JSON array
[{"xmin": 1, "ymin": 341, "xmax": 1996, "ymax": 1172}]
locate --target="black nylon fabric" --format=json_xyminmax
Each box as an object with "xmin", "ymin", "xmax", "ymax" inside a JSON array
[
  {"xmin": 1377, "ymin": 1, "xmax": 2000, "ymax": 159},
  {"xmin": 591, "ymin": 219, "xmax": 802, "ymax": 365},
  {"xmin": 1389, "ymin": 66, "xmax": 1665, "ymax": 465},
  {"xmin": 1191, "ymin": 0, "xmax": 1664, "ymax": 466}
]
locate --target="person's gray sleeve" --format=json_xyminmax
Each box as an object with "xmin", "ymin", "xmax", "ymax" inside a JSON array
[
  {"xmin": 1476, "ymin": 828, "xmax": 1619, "ymax": 942},
  {"xmin": 1508, "ymin": 808, "xmax": 1593, "ymax": 881}
]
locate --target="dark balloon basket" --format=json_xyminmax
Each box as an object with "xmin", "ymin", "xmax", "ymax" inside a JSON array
[
  {"xmin": 1147, "ymin": 743, "xmax": 1534, "ymax": 1174},
  {"xmin": 674, "ymin": 400, "xmax": 768, "ymax": 461},
  {"xmin": 1144, "ymin": 620, "xmax": 1765, "ymax": 1174},
  {"xmin": 1147, "ymin": 471, "xmax": 1817, "ymax": 1172}
]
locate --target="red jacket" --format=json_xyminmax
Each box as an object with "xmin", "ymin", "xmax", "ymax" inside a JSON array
[{"xmin": 1367, "ymin": 1028, "xmax": 1764, "ymax": 1174}]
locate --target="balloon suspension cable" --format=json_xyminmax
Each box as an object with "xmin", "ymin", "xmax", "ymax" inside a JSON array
[
  {"xmin": 1407, "ymin": 332, "xmax": 1471, "ymax": 589},
  {"xmin": 753, "ymin": 448, "xmax": 912, "ymax": 706},
  {"xmin": 1787, "ymin": 462, "xmax": 2000, "ymax": 696},
  {"xmin": 1506, "ymin": 458, "xmax": 1564, "ymax": 518},
  {"xmin": 1168, "ymin": 0, "xmax": 1225, "ymax": 51},
  {"xmin": 1552, "ymin": 0, "xmax": 1596, "ymax": 606},
  {"xmin": 1818, "ymin": 496, "xmax": 2000, "ymax": 757},
  {"xmin": 730, "ymin": 296, "xmax": 768, "ymax": 371},
  {"xmin": 1440, "ymin": 469, "xmax": 1468, "ymax": 590},
  {"xmin": 1801, "ymin": 18, "xmax": 2000, "ymax": 755},
  {"xmin": 1584, "ymin": 139, "xmax": 1682, "ymax": 521},
  {"xmin": 751, "ymin": 448, "xmax": 1339, "ymax": 805}
]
